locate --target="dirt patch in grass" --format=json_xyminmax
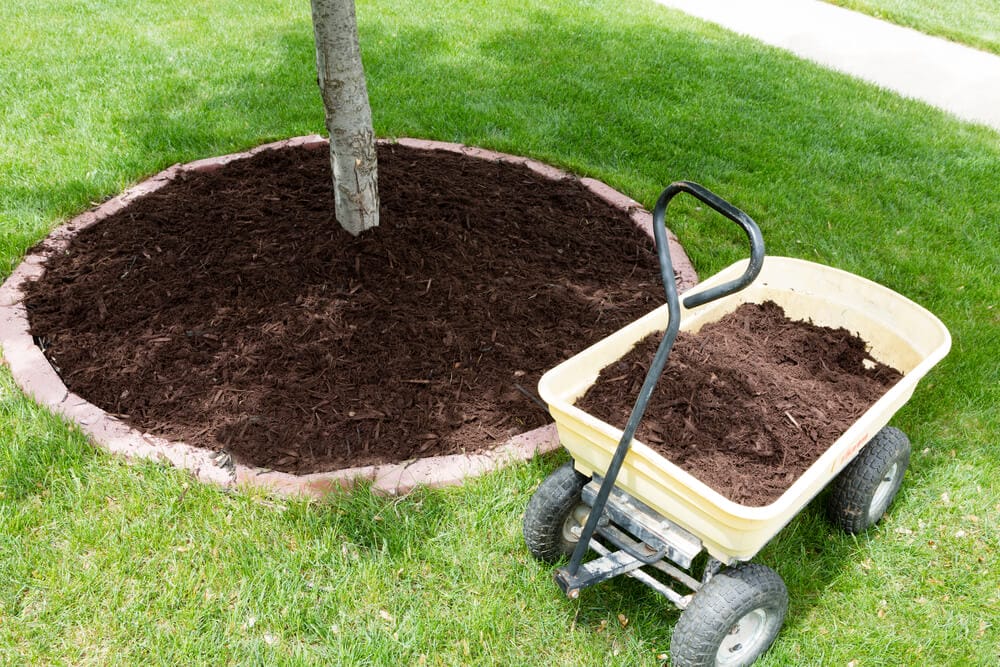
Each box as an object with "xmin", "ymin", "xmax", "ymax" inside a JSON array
[
  {"xmin": 25, "ymin": 143, "xmax": 670, "ymax": 473},
  {"xmin": 574, "ymin": 301, "xmax": 902, "ymax": 505}
]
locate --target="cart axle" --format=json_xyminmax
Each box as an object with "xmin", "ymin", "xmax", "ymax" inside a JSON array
[
  {"xmin": 580, "ymin": 476, "xmax": 702, "ymax": 568},
  {"xmin": 553, "ymin": 475, "xmax": 705, "ymax": 609}
]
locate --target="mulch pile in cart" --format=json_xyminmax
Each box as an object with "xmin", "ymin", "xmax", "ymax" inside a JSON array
[{"xmin": 575, "ymin": 301, "xmax": 902, "ymax": 505}]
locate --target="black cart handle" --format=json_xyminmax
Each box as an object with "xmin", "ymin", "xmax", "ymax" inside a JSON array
[
  {"xmin": 653, "ymin": 181, "xmax": 765, "ymax": 309},
  {"xmin": 564, "ymin": 181, "xmax": 764, "ymax": 578}
]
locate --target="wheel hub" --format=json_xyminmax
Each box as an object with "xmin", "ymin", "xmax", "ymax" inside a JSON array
[
  {"xmin": 868, "ymin": 461, "xmax": 899, "ymax": 523},
  {"xmin": 716, "ymin": 607, "xmax": 768, "ymax": 666},
  {"xmin": 562, "ymin": 503, "xmax": 591, "ymax": 544}
]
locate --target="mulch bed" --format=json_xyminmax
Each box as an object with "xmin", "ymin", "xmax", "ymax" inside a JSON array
[
  {"xmin": 575, "ymin": 301, "xmax": 902, "ymax": 505},
  {"xmin": 25, "ymin": 143, "xmax": 670, "ymax": 474}
]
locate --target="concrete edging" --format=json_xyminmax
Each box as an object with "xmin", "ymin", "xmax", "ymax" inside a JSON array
[{"xmin": 0, "ymin": 136, "xmax": 698, "ymax": 499}]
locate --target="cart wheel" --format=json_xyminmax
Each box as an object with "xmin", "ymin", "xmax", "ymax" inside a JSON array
[
  {"xmin": 827, "ymin": 426, "xmax": 911, "ymax": 534},
  {"xmin": 523, "ymin": 462, "xmax": 591, "ymax": 564},
  {"xmin": 670, "ymin": 563, "xmax": 787, "ymax": 667}
]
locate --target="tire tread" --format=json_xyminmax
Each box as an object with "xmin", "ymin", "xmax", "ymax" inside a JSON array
[
  {"xmin": 523, "ymin": 462, "xmax": 589, "ymax": 563},
  {"xmin": 671, "ymin": 563, "xmax": 788, "ymax": 667},
  {"xmin": 827, "ymin": 426, "xmax": 911, "ymax": 534}
]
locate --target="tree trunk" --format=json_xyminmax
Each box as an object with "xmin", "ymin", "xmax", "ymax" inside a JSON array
[{"xmin": 310, "ymin": 0, "xmax": 379, "ymax": 235}]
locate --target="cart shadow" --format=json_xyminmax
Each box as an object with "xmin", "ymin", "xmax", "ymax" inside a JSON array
[
  {"xmin": 746, "ymin": 490, "xmax": 888, "ymax": 628},
  {"xmin": 536, "ymin": 485, "xmax": 892, "ymax": 645}
]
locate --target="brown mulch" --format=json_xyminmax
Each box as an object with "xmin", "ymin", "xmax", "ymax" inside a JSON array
[
  {"xmin": 574, "ymin": 301, "xmax": 902, "ymax": 505},
  {"xmin": 25, "ymin": 143, "xmax": 669, "ymax": 473}
]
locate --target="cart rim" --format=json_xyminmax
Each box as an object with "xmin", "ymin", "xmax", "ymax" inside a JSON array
[
  {"xmin": 868, "ymin": 461, "xmax": 900, "ymax": 523},
  {"xmin": 716, "ymin": 606, "xmax": 770, "ymax": 666}
]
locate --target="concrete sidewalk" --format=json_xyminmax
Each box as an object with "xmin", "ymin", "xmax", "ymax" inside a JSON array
[{"xmin": 655, "ymin": 0, "xmax": 1000, "ymax": 133}]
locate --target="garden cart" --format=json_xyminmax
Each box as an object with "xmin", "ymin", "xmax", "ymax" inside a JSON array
[{"xmin": 522, "ymin": 182, "xmax": 951, "ymax": 666}]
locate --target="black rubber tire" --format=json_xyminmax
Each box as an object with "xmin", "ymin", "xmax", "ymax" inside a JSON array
[
  {"xmin": 670, "ymin": 563, "xmax": 788, "ymax": 667},
  {"xmin": 522, "ymin": 462, "xmax": 590, "ymax": 564},
  {"xmin": 826, "ymin": 426, "xmax": 911, "ymax": 534}
]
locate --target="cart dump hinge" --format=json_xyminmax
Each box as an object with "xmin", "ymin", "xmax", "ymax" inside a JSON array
[{"xmin": 581, "ymin": 476, "xmax": 702, "ymax": 569}]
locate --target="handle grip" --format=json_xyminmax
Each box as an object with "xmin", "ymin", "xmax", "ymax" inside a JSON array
[{"xmin": 652, "ymin": 181, "xmax": 765, "ymax": 309}]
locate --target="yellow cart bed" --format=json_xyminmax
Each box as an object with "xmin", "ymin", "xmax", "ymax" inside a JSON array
[{"xmin": 540, "ymin": 255, "xmax": 950, "ymax": 562}]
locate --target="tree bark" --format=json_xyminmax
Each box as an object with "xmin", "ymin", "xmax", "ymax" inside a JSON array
[{"xmin": 310, "ymin": 0, "xmax": 379, "ymax": 235}]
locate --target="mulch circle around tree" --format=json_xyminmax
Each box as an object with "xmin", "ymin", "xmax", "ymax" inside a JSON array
[
  {"xmin": 574, "ymin": 301, "xmax": 902, "ymax": 506},
  {"xmin": 26, "ymin": 142, "xmax": 672, "ymax": 474}
]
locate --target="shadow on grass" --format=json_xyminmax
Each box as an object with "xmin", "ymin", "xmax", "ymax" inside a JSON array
[
  {"xmin": 115, "ymin": 29, "xmax": 321, "ymax": 178},
  {"xmin": 320, "ymin": 446, "xmax": 875, "ymax": 645}
]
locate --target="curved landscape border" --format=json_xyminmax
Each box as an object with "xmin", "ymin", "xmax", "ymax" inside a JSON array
[{"xmin": 0, "ymin": 136, "xmax": 698, "ymax": 499}]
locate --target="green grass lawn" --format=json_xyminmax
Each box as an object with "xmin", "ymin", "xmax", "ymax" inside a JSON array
[
  {"xmin": 824, "ymin": 0, "xmax": 1000, "ymax": 55},
  {"xmin": 2, "ymin": 0, "xmax": 998, "ymax": 664}
]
